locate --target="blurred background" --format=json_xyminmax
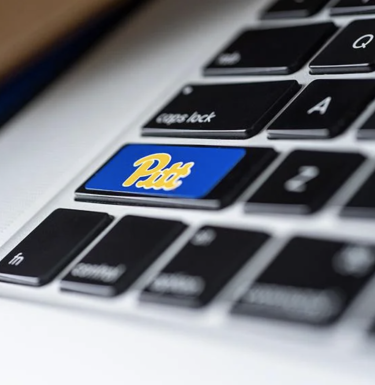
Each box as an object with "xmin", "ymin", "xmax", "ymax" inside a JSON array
[{"xmin": 0, "ymin": 0, "xmax": 143, "ymax": 127}]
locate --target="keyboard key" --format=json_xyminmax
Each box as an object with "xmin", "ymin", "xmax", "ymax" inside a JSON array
[
  {"xmin": 0, "ymin": 209, "xmax": 112, "ymax": 286},
  {"xmin": 76, "ymin": 144, "xmax": 277, "ymax": 210},
  {"xmin": 331, "ymin": 0, "xmax": 375, "ymax": 16},
  {"xmin": 341, "ymin": 169, "xmax": 375, "ymax": 218},
  {"xmin": 204, "ymin": 23, "xmax": 336, "ymax": 76},
  {"xmin": 263, "ymin": 0, "xmax": 329, "ymax": 19},
  {"xmin": 357, "ymin": 111, "xmax": 375, "ymax": 139},
  {"xmin": 310, "ymin": 20, "xmax": 375, "ymax": 74},
  {"xmin": 143, "ymin": 82, "xmax": 300, "ymax": 139},
  {"xmin": 140, "ymin": 226, "xmax": 269, "ymax": 308},
  {"xmin": 232, "ymin": 237, "xmax": 375, "ymax": 325},
  {"xmin": 245, "ymin": 150, "xmax": 365, "ymax": 214},
  {"xmin": 61, "ymin": 216, "xmax": 186, "ymax": 297},
  {"xmin": 268, "ymin": 80, "xmax": 375, "ymax": 139}
]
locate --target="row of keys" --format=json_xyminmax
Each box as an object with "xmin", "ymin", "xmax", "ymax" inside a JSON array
[
  {"xmin": 205, "ymin": 21, "xmax": 375, "ymax": 76},
  {"xmin": 143, "ymin": 80, "xmax": 375, "ymax": 140},
  {"xmin": 264, "ymin": 0, "xmax": 375, "ymax": 19},
  {"xmin": 76, "ymin": 144, "xmax": 370, "ymax": 214},
  {"xmin": 2, "ymin": 210, "xmax": 375, "ymax": 326}
]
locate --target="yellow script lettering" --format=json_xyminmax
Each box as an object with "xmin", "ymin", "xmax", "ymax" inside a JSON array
[
  {"xmin": 122, "ymin": 153, "xmax": 194, "ymax": 191},
  {"xmin": 153, "ymin": 161, "xmax": 194, "ymax": 190}
]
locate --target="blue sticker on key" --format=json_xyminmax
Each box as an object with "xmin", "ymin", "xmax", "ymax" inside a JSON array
[{"xmin": 85, "ymin": 144, "xmax": 246, "ymax": 199}]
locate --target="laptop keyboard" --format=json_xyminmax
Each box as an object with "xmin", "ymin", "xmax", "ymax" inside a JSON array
[{"xmin": 3, "ymin": 0, "xmax": 375, "ymax": 344}]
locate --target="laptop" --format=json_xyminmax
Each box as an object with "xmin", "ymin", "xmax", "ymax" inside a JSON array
[{"xmin": 0, "ymin": 0, "xmax": 374, "ymax": 383}]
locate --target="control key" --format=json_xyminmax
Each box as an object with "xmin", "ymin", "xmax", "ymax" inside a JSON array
[{"xmin": 61, "ymin": 216, "xmax": 186, "ymax": 297}]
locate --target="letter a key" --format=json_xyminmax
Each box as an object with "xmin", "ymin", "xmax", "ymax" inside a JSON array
[{"xmin": 268, "ymin": 80, "xmax": 375, "ymax": 139}]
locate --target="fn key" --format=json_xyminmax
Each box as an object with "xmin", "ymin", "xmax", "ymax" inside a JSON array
[{"xmin": 0, "ymin": 209, "xmax": 112, "ymax": 286}]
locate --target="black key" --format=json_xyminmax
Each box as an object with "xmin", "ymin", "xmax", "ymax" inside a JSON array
[
  {"xmin": 60, "ymin": 216, "xmax": 186, "ymax": 297},
  {"xmin": 232, "ymin": 237, "xmax": 375, "ymax": 325},
  {"xmin": 341, "ymin": 169, "xmax": 375, "ymax": 218},
  {"xmin": 140, "ymin": 226, "xmax": 268, "ymax": 308},
  {"xmin": 0, "ymin": 209, "xmax": 112, "ymax": 286},
  {"xmin": 142, "ymin": 82, "xmax": 299, "ymax": 139},
  {"xmin": 263, "ymin": 0, "xmax": 329, "ymax": 19},
  {"xmin": 331, "ymin": 0, "xmax": 375, "ymax": 16},
  {"xmin": 357, "ymin": 111, "xmax": 375, "ymax": 139},
  {"xmin": 245, "ymin": 150, "xmax": 365, "ymax": 215},
  {"xmin": 310, "ymin": 20, "xmax": 375, "ymax": 74},
  {"xmin": 76, "ymin": 144, "xmax": 278, "ymax": 210},
  {"xmin": 204, "ymin": 23, "xmax": 336, "ymax": 76},
  {"xmin": 268, "ymin": 80, "xmax": 375, "ymax": 139}
]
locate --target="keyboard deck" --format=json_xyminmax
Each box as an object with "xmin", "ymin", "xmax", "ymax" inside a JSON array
[{"xmin": 2, "ymin": 0, "xmax": 375, "ymax": 377}]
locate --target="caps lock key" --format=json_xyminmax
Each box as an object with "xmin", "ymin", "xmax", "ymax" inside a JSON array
[{"xmin": 142, "ymin": 82, "xmax": 300, "ymax": 139}]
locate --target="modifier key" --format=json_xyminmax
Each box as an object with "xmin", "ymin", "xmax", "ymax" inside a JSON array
[
  {"xmin": 143, "ymin": 82, "xmax": 299, "ymax": 139},
  {"xmin": 76, "ymin": 144, "xmax": 278, "ymax": 210},
  {"xmin": 61, "ymin": 216, "xmax": 186, "ymax": 297},
  {"xmin": 204, "ymin": 23, "xmax": 336, "ymax": 76},
  {"xmin": 0, "ymin": 209, "xmax": 112, "ymax": 286},
  {"xmin": 140, "ymin": 226, "xmax": 269, "ymax": 308},
  {"xmin": 232, "ymin": 237, "xmax": 375, "ymax": 325}
]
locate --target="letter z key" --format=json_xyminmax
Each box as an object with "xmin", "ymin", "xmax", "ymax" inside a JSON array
[{"xmin": 245, "ymin": 150, "xmax": 365, "ymax": 214}]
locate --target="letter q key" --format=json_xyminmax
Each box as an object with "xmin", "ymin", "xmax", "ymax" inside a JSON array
[{"xmin": 353, "ymin": 34, "xmax": 374, "ymax": 49}]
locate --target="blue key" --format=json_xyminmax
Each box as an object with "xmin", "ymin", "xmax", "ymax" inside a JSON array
[{"xmin": 76, "ymin": 144, "xmax": 277, "ymax": 209}]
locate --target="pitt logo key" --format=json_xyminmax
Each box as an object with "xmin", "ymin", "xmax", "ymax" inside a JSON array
[{"xmin": 123, "ymin": 153, "xmax": 194, "ymax": 191}]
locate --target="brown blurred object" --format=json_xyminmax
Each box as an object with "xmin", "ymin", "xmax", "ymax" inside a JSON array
[{"xmin": 0, "ymin": 0, "xmax": 126, "ymax": 80}]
